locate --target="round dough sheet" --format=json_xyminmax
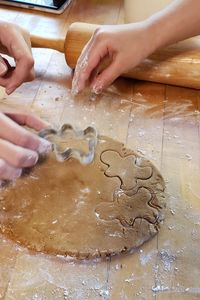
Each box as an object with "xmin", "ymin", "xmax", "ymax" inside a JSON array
[{"xmin": 0, "ymin": 136, "xmax": 165, "ymax": 258}]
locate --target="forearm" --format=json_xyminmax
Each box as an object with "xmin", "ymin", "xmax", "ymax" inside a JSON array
[{"xmin": 145, "ymin": 0, "xmax": 200, "ymax": 51}]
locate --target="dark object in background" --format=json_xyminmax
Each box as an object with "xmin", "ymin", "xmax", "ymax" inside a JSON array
[{"xmin": 0, "ymin": 0, "xmax": 72, "ymax": 14}]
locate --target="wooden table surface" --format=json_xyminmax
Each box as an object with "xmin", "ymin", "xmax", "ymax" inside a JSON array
[{"xmin": 0, "ymin": 1, "xmax": 200, "ymax": 299}]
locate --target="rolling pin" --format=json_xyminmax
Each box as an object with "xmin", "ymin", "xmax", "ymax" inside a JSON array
[{"xmin": 31, "ymin": 22, "xmax": 200, "ymax": 89}]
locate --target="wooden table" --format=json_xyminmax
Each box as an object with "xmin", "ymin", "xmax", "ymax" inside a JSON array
[{"xmin": 0, "ymin": 1, "xmax": 199, "ymax": 299}]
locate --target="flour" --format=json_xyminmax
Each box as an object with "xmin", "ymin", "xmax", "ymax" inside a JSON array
[
  {"xmin": 152, "ymin": 285, "xmax": 200, "ymax": 295},
  {"xmin": 132, "ymin": 94, "xmax": 199, "ymax": 123},
  {"xmin": 139, "ymin": 249, "xmax": 156, "ymax": 266},
  {"xmin": 99, "ymin": 289, "xmax": 109, "ymax": 299},
  {"xmin": 159, "ymin": 249, "xmax": 176, "ymax": 272},
  {"xmin": 152, "ymin": 285, "xmax": 170, "ymax": 293},
  {"xmin": 71, "ymin": 55, "xmax": 89, "ymax": 95},
  {"xmin": 124, "ymin": 274, "xmax": 134, "ymax": 283},
  {"xmin": 0, "ymin": 87, "xmax": 6, "ymax": 100}
]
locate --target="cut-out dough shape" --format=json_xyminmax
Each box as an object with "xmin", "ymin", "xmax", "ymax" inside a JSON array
[
  {"xmin": 101, "ymin": 150, "xmax": 152, "ymax": 190},
  {"xmin": 39, "ymin": 124, "xmax": 97, "ymax": 165},
  {"xmin": 0, "ymin": 135, "xmax": 165, "ymax": 259},
  {"xmin": 95, "ymin": 187, "xmax": 159, "ymax": 227}
]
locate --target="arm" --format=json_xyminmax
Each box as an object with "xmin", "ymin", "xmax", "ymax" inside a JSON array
[
  {"xmin": 72, "ymin": 0, "xmax": 200, "ymax": 94},
  {"xmin": 0, "ymin": 21, "xmax": 34, "ymax": 94},
  {"xmin": 0, "ymin": 21, "xmax": 51, "ymax": 182},
  {"xmin": 148, "ymin": 0, "xmax": 200, "ymax": 48}
]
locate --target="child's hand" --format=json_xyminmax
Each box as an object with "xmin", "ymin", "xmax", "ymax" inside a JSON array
[
  {"xmin": 0, "ymin": 110, "xmax": 51, "ymax": 182},
  {"xmin": 72, "ymin": 22, "xmax": 155, "ymax": 94},
  {"xmin": 0, "ymin": 21, "xmax": 34, "ymax": 94}
]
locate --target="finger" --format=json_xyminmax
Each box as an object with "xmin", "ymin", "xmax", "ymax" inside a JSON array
[
  {"xmin": 91, "ymin": 57, "xmax": 122, "ymax": 93},
  {"xmin": 5, "ymin": 58, "xmax": 34, "ymax": 94},
  {"xmin": 0, "ymin": 23, "xmax": 34, "ymax": 93},
  {"xmin": 0, "ymin": 158, "xmax": 22, "ymax": 181},
  {"xmin": 74, "ymin": 30, "xmax": 100, "ymax": 73},
  {"xmin": 79, "ymin": 44, "xmax": 108, "ymax": 89},
  {"xmin": 0, "ymin": 59, "xmax": 34, "ymax": 94},
  {"xmin": 4, "ymin": 34, "xmax": 34, "ymax": 94},
  {"xmin": 4, "ymin": 111, "xmax": 50, "ymax": 131},
  {"xmin": 0, "ymin": 68, "xmax": 34, "ymax": 94},
  {"xmin": 0, "ymin": 113, "xmax": 51, "ymax": 154},
  {"xmin": 71, "ymin": 43, "xmax": 92, "ymax": 95},
  {"xmin": 0, "ymin": 65, "xmax": 16, "ymax": 87},
  {"xmin": 0, "ymin": 55, "xmax": 8, "ymax": 76},
  {"xmin": 72, "ymin": 34, "xmax": 108, "ymax": 94},
  {"xmin": 0, "ymin": 138, "xmax": 38, "ymax": 168}
]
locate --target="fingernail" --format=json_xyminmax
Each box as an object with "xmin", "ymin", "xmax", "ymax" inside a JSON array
[
  {"xmin": 12, "ymin": 168, "xmax": 22, "ymax": 180},
  {"xmin": 92, "ymin": 81, "xmax": 103, "ymax": 95},
  {"xmin": 0, "ymin": 61, "xmax": 7, "ymax": 76},
  {"xmin": 71, "ymin": 78, "xmax": 79, "ymax": 95},
  {"xmin": 38, "ymin": 138, "xmax": 52, "ymax": 154},
  {"xmin": 6, "ymin": 87, "xmax": 14, "ymax": 95},
  {"xmin": 26, "ymin": 153, "xmax": 39, "ymax": 166}
]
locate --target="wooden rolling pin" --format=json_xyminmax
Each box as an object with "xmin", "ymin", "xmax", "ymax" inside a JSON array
[{"xmin": 31, "ymin": 22, "xmax": 200, "ymax": 89}]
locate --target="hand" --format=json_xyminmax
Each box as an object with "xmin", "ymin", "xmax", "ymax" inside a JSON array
[
  {"xmin": 0, "ymin": 110, "xmax": 51, "ymax": 182},
  {"xmin": 0, "ymin": 21, "xmax": 34, "ymax": 94},
  {"xmin": 72, "ymin": 22, "xmax": 156, "ymax": 94}
]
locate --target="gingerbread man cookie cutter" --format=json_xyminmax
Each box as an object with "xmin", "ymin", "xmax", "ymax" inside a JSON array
[{"xmin": 39, "ymin": 124, "xmax": 98, "ymax": 165}]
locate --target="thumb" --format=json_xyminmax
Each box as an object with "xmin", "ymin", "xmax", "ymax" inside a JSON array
[{"xmin": 0, "ymin": 56, "xmax": 8, "ymax": 77}]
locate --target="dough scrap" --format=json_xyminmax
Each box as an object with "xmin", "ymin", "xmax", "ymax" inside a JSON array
[
  {"xmin": 95, "ymin": 187, "xmax": 160, "ymax": 227},
  {"xmin": 101, "ymin": 150, "xmax": 152, "ymax": 190},
  {"xmin": 0, "ymin": 136, "xmax": 165, "ymax": 259}
]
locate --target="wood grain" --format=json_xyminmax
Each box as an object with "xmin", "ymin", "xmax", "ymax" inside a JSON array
[{"xmin": 0, "ymin": 1, "xmax": 199, "ymax": 299}]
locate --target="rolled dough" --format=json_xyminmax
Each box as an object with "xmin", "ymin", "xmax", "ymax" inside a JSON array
[{"xmin": 0, "ymin": 136, "xmax": 165, "ymax": 258}]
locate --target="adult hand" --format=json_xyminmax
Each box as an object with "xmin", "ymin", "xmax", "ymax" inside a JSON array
[
  {"xmin": 0, "ymin": 21, "xmax": 34, "ymax": 94},
  {"xmin": 0, "ymin": 110, "xmax": 51, "ymax": 182},
  {"xmin": 72, "ymin": 22, "xmax": 155, "ymax": 95}
]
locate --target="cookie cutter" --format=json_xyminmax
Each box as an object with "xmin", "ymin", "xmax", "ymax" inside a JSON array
[{"xmin": 39, "ymin": 124, "xmax": 98, "ymax": 165}]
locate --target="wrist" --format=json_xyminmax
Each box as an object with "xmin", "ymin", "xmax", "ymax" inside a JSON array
[
  {"xmin": 144, "ymin": 14, "xmax": 175, "ymax": 52},
  {"xmin": 129, "ymin": 20, "xmax": 161, "ymax": 58},
  {"xmin": 141, "ymin": 20, "xmax": 161, "ymax": 55}
]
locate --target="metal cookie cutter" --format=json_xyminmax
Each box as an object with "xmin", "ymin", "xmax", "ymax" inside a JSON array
[{"xmin": 39, "ymin": 124, "xmax": 98, "ymax": 165}]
